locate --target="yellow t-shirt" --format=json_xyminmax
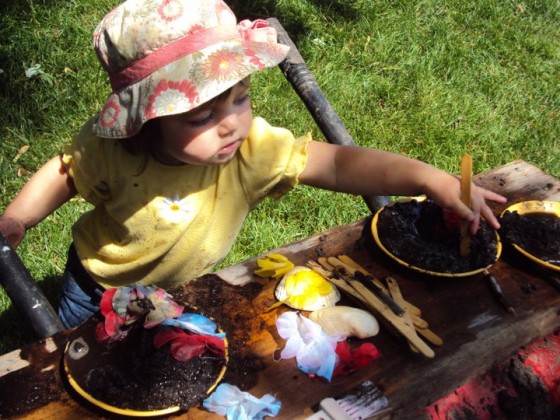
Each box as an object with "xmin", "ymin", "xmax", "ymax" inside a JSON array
[{"xmin": 62, "ymin": 116, "xmax": 310, "ymax": 289}]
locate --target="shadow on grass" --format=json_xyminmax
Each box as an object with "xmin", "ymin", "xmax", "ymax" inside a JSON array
[
  {"xmin": 229, "ymin": 0, "xmax": 360, "ymax": 46},
  {"xmin": 0, "ymin": 274, "xmax": 64, "ymax": 355}
]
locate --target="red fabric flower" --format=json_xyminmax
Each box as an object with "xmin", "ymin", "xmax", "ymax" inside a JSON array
[
  {"xmin": 100, "ymin": 287, "xmax": 118, "ymax": 316},
  {"xmin": 153, "ymin": 327, "xmax": 225, "ymax": 362},
  {"xmin": 96, "ymin": 288, "xmax": 128, "ymax": 342},
  {"xmin": 333, "ymin": 341, "xmax": 382, "ymax": 377}
]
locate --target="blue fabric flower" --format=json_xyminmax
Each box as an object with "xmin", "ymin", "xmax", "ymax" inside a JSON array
[
  {"xmin": 203, "ymin": 383, "xmax": 281, "ymax": 420},
  {"xmin": 161, "ymin": 312, "xmax": 226, "ymax": 338}
]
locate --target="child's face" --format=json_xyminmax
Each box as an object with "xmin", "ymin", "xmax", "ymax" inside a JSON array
[{"xmin": 156, "ymin": 81, "xmax": 252, "ymax": 166}]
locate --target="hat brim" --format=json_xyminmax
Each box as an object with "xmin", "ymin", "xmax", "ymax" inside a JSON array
[{"xmin": 93, "ymin": 38, "xmax": 289, "ymax": 139}]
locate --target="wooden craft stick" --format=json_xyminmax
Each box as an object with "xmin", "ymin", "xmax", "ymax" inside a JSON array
[
  {"xmin": 460, "ymin": 154, "xmax": 472, "ymax": 257},
  {"xmin": 317, "ymin": 257, "xmax": 335, "ymax": 271},
  {"xmin": 415, "ymin": 326, "xmax": 444, "ymax": 347},
  {"xmin": 410, "ymin": 313, "xmax": 429, "ymax": 329},
  {"xmin": 327, "ymin": 257, "xmax": 406, "ymax": 316},
  {"xmin": 338, "ymin": 255, "xmax": 422, "ymax": 317},
  {"xmin": 385, "ymin": 276, "xmax": 421, "ymax": 354},
  {"xmin": 336, "ymin": 255, "xmax": 436, "ymax": 340},
  {"xmin": 385, "ymin": 276, "xmax": 443, "ymax": 347},
  {"xmin": 349, "ymin": 280, "xmax": 435, "ymax": 358},
  {"xmin": 313, "ymin": 258, "xmax": 436, "ymax": 357}
]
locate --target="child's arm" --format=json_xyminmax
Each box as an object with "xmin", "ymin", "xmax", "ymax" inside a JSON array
[
  {"xmin": 299, "ymin": 141, "xmax": 507, "ymax": 233},
  {"xmin": 0, "ymin": 155, "xmax": 77, "ymax": 248}
]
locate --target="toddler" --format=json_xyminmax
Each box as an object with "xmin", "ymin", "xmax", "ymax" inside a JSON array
[{"xmin": 0, "ymin": 0, "xmax": 506, "ymax": 328}]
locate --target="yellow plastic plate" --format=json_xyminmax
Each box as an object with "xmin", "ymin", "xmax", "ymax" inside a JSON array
[
  {"xmin": 371, "ymin": 197, "xmax": 501, "ymax": 277},
  {"xmin": 63, "ymin": 309, "xmax": 227, "ymax": 417},
  {"xmin": 500, "ymin": 200, "xmax": 560, "ymax": 272}
]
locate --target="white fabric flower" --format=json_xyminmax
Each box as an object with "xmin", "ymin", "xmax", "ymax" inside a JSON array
[
  {"xmin": 276, "ymin": 311, "xmax": 344, "ymax": 382},
  {"xmin": 158, "ymin": 194, "xmax": 191, "ymax": 223}
]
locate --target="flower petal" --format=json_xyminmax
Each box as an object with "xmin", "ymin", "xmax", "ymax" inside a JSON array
[
  {"xmin": 161, "ymin": 312, "xmax": 225, "ymax": 337},
  {"xmin": 100, "ymin": 288, "xmax": 118, "ymax": 316},
  {"xmin": 203, "ymin": 383, "xmax": 281, "ymax": 420}
]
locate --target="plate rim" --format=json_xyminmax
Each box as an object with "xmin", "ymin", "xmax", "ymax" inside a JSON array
[
  {"xmin": 500, "ymin": 200, "xmax": 560, "ymax": 272},
  {"xmin": 63, "ymin": 308, "xmax": 228, "ymax": 416},
  {"xmin": 371, "ymin": 197, "xmax": 501, "ymax": 277}
]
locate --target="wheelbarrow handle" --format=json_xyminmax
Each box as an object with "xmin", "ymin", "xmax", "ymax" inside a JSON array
[
  {"xmin": 268, "ymin": 18, "xmax": 391, "ymax": 212},
  {"xmin": 0, "ymin": 233, "xmax": 64, "ymax": 338}
]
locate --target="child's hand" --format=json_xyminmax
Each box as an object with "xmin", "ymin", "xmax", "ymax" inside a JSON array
[
  {"xmin": 426, "ymin": 174, "xmax": 507, "ymax": 234},
  {"xmin": 0, "ymin": 216, "xmax": 27, "ymax": 248}
]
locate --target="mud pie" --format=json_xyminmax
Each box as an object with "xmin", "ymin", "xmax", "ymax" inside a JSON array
[
  {"xmin": 372, "ymin": 198, "xmax": 500, "ymax": 276},
  {"xmin": 499, "ymin": 200, "xmax": 560, "ymax": 271},
  {"xmin": 63, "ymin": 286, "xmax": 227, "ymax": 416}
]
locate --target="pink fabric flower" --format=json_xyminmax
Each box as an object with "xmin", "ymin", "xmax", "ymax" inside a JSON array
[
  {"xmin": 157, "ymin": 0, "xmax": 183, "ymax": 22},
  {"xmin": 98, "ymin": 101, "xmax": 120, "ymax": 128},
  {"xmin": 202, "ymin": 48, "xmax": 248, "ymax": 82}
]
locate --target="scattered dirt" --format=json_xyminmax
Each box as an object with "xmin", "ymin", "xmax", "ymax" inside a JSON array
[
  {"xmin": 499, "ymin": 211, "xmax": 560, "ymax": 267},
  {"xmin": 0, "ymin": 334, "xmax": 68, "ymax": 417},
  {"xmin": 376, "ymin": 200, "xmax": 498, "ymax": 274},
  {"xmin": 174, "ymin": 274, "xmax": 266, "ymax": 391}
]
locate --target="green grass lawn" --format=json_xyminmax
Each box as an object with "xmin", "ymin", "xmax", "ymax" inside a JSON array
[{"xmin": 0, "ymin": 0, "xmax": 558, "ymax": 354}]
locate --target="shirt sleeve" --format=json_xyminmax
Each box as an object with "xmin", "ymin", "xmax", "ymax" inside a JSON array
[
  {"xmin": 62, "ymin": 117, "xmax": 112, "ymax": 206},
  {"xmin": 238, "ymin": 117, "xmax": 310, "ymax": 205}
]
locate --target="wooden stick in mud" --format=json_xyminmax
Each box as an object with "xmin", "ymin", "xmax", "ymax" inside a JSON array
[{"xmin": 460, "ymin": 154, "xmax": 473, "ymax": 257}]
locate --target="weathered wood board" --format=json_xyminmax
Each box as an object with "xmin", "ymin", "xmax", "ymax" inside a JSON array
[{"xmin": 1, "ymin": 160, "xmax": 559, "ymax": 419}]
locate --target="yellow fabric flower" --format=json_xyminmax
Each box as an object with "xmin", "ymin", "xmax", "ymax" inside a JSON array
[{"xmin": 254, "ymin": 253, "xmax": 295, "ymax": 279}]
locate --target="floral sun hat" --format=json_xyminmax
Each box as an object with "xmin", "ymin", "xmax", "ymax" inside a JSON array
[{"xmin": 92, "ymin": 0, "xmax": 290, "ymax": 139}]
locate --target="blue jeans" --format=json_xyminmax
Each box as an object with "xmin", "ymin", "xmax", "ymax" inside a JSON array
[{"xmin": 58, "ymin": 245, "xmax": 105, "ymax": 328}]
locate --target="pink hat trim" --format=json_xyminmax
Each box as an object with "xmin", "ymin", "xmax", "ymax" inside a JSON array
[
  {"xmin": 109, "ymin": 19, "xmax": 284, "ymax": 93},
  {"xmin": 109, "ymin": 25, "xmax": 239, "ymax": 92}
]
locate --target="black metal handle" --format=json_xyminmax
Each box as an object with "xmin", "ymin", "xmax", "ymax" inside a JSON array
[
  {"xmin": 0, "ymin": 233, "xmax": 64, "ymax": 338},
  {"xmin": 268, "ymin": 18, "xmax": 391, "ymax": 213}
]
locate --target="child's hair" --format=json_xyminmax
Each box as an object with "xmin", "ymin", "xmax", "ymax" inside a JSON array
[{"xmin": 92, "ymin": 0, "xmax": 289, "ymax": 140}]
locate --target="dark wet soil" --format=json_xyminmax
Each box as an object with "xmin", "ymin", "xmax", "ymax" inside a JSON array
[
  {"xmin": 174, "ymin": 274, "xmax": 266, "ymax": 391},
  {"xmin": 83, "ymin": 274, "xmax": 265, "ymax": 412},
  {"xmin": 85, "ymin": 325, "xmax": 225, "ymax": 411},
  {"xmin": 376, "ymin": 200, "xmax": 498, "ymax": 274},
  {"xmin": 499, "ymin": 211, "xmax": 560, "ymax": 267}
]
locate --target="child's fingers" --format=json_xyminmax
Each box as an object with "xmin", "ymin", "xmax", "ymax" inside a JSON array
[{"xmin": 479, "ymin": 188, "xmax": 507, "ymax": 204}]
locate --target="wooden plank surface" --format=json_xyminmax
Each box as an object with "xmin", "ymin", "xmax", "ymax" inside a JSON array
[{"xmin": 1, "ymin": 160, "xmax": 559, "ymax": 419}]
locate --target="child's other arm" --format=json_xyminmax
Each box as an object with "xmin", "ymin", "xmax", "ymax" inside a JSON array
[
  {"xmin": 0, "ymin": 155, "xmax": 77, "ymax": 248},
  {"xmin": 299, "ymin": 141, "xmax": 506, "ymax": 233}
]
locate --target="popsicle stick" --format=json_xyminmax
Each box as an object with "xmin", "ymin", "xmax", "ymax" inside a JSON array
[
  {"xmin": 338, "ymin": 255, "xmax": 422, "ymax": 317},
  {"xmin": 349, "ymin": 281, "xmax": 435, "ymax": 358},
  {"xmin": 415, "ymin": 326, "xmax": 444, "ymax": 346},
  {"xmin": 327, "ymin": 257, "xmax": 406, "ymax": 316},
  {"xmin": 410, "ymin": 313, "xmax": 429, "ymax": 329},
  {"xmin": 385, "ymin": 276, "xmax": 443, "ymax": 347},
  {"xmin": 385, "ymin": 276, "xmax": 421, "ymax": 354},
  {"xmin": 313, "ymin": 258, "xmax": 436, "ymax": 357},
  {"xmin": 460, "ymin": 154, "xmax": 472, "ymax": 257}
]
